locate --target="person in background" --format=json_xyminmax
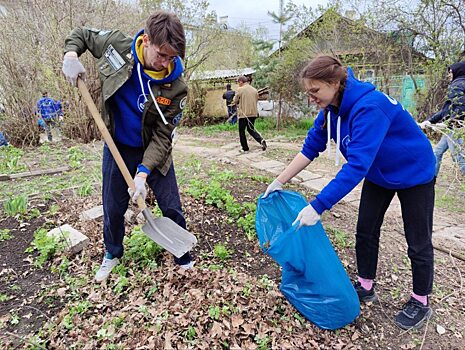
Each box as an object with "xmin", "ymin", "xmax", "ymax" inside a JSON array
[
  {"xmin": 62, "ymin": 10, "xmax": 194, "ymax": 282},
  {"xmin": 420, "ymin": 61, "xmax": 465, "ymax": 176},
  {"xmin": 36, "ymin": 91, "xmax": 60, "ymax": 141},
  {"xmin": 222, "ymin": 83, "xmax": 237, "ymax": 125},
  {"xmin": 264, "ymin": 55, "xmax": 436, "ymax": 330},
  {"xmin": 231, "ymin": 76, "xmax": 267, "ymax": 152},
  {"xmin": 0, "ymin": 131, "xmax": 8, "ymax": 147}
]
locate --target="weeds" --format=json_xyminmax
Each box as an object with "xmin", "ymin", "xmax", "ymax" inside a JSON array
[
  {"xmin": 77, "ymin": 182, "xmax": 93, "ymax": 197},
  {"xmin": 255, "ymin": 335, "xmax": 271, "ymax": 350},
  {"xmin": 213, "ymin": 243, "xmax": 232, "ymax": 261},
  {"xmin": 0, "ymin": 293, "xmax": 11, "ymax": 302},
  {"xmin": 0, "ymin": 228, "xmax": 12, "ymax": 241},
  {"xmin": 124, "ymin": 227, "xmax": 163, "ymax": 267},
  {"xmin": 3, "ymin": 195, "xmax": 28, "ymax": 216},
  {"xmin": 25, "ymin": 227, "xmax": 66, "ymax": 267},
  {"xmin": 68, "ymin": 146, "xmax": 85, "ymax": 168},
  {"xmin": 208, "ymin": 305, "xmax": 221, "ymax": 320},
  {"xmin": 186, "ymin": 168, "xmax": 258, "ymax": 241},
  {"xmin": 327, "ymin": 226, "xmax": 354, "ymax": 249},
  {"xmin": 184, "ymin": 325, "xmax": 197, "ymax": 341},
  {"xmin": 0, "ymin": 145, "xmax": 26, "ymax": 173},
  {"xmin": 62, "ymin": 300, "xmax": 91, "ymax": 330}
]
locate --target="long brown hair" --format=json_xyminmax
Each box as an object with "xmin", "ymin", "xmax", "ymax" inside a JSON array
[{"xmin": 301, "ymin": 55, "xmax": 348, "ymax": 128}]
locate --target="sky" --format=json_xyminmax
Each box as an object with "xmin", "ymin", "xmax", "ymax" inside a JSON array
[{"xmin": 207, "ymin": 0, "xmax": 329, "ymax": 42}]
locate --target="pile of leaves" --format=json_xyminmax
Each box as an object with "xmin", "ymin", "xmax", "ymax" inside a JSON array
[{"xmin": 45, "ymin": 258, "xmax": 361, "ymax": 349}]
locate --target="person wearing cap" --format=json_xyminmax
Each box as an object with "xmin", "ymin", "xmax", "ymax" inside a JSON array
[{"xmin": 419, "ymin": 61, "xmax": 465, "ymax": 176}]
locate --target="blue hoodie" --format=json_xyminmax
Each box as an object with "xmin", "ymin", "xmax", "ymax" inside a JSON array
[
  {"xmin": 302, "ymin": 68, "xmax": 435, "ymax": 215},
  {"xmin": 36, "ymin": 97, "xmax": 59, "ymax": 120},
  {"xmin": 111, "ymin": 29, "xmax": 184, "ymax": 147}
]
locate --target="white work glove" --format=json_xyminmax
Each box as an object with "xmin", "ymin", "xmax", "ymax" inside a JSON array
[
  {"xmin": 419, "ymin": 120, "xmax": 431, "ymax": 129},
  {"xmin": 128, "ymin": 175, "xmax": 147, "ymax": 203},
  {"xmin": 292, "ymin": 204, "xmax": 320, "ymax": 229},
  {"xmin": 263, "ymin": 179, "xmax": 283, "ymax": 198},
  {"xmin": 62, "ymin": 53, "xmax": 86, "ymax": 86}
]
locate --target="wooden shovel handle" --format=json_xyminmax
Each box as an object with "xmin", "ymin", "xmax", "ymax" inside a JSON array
[{"xmin": 77, "ymin": 78, "xmax": 147, "ymax": 210}]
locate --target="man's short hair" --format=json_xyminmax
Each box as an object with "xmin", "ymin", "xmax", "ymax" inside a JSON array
[
  {"xmin": 226, "ymin": 83, "xmax": 231, "ymax": 89},
  {"xmin": 145, "ymin": 10, "xmax": 186, "ymax": 59},
  {"xmin": 237, "ymin": 76, "xmax": 248, "ymax": 83},
  {"xmin": 42, "ymin": 91, "xmax": 48, "ymax": 96}
]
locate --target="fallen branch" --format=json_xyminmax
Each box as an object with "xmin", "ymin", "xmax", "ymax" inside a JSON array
[
  {"xmin": 0, "ymin": 166, "xmax": 70, "ymax": 181},
  {"xmin": 433, "ymin": 243, "xmax": 465, "ymax": 262},
  {"xmin": 439, "ymin": 250, "xmax": 464, "ymax": 303}
]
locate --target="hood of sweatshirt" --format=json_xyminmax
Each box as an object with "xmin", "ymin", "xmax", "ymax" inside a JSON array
[
  {"xmin": 323, "ymin": 68, "xmax": 376, "ymax": 165},
  {"xmin": 450, "ymin": 61, "xmax": 465, "ymax": 81},
  {"xmin": 336, "ymin": 68, "xmax": 376, "ymax": 118}
]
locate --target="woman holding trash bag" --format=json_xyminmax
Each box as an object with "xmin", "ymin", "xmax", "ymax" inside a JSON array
[{"xmin": 263, "ymin": 55, "xmax": 436, "ymax": 330}]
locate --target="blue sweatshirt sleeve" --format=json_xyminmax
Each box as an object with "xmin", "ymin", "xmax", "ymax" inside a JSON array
[
  {"xmin": 301, "ymin": 110, "xmax": 328, "ymax": 160},
  {"xmin": 310, "ymin": 105, "xmax": 391, "ymax": 214}
]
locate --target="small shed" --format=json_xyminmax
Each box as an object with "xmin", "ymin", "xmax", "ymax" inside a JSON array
[{"xmin": 190, "ymin": 68, "xmax": 256, "ymax": 117}]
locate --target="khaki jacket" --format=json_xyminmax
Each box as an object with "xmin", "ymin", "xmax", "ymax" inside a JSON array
[
  {"xmin": 64, "ymin": 27, "xmax": 187, "ymax": 176},
  {"xmin": 233, "ymin": 84, "xmax": 258, "ymax": 118}
]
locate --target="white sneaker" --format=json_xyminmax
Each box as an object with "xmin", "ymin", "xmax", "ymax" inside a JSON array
[
  {"xmin": 95, "ymin": 256, "xmax": 119, "ymax": 282},
  {"xmin": 179, "ymin": 261, "xmax": 195, "ymax": 270}
]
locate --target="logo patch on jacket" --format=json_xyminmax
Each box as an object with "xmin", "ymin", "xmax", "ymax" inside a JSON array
[
  {"xmin": 156, "ymin": 96, "xmax": 171, "ymax": 106},
  {"xmin": 179, "ymin": 96, "xmax": 187, "ymax": 110},
  {"xmin": 172, "ymin": 112, "xmax": 182, "ymax": 126},
  {"xmin": 137, "ymin": 94, "xmax": 148, "ymax": 112},
  {"xmin": 104, "ymin": 44, "xmax": 125, "ymax": 71},
  {"xmin": 342, "ymin": 135, "xmax": 351, "ymax": 149}
]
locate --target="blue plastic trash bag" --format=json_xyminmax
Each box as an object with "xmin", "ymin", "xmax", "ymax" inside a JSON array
[{"xmin": 256, "ymin": 190, "xmax": 360, "ymax": 330}]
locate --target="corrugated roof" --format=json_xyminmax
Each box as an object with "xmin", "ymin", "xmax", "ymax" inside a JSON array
[{"xmin": 190, "ymin": 68, "xmax": 256, "ymax": 81}]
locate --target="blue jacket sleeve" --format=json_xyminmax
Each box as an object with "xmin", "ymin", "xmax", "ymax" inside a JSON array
[
  {"xmin": 310, "ymin": 105, "xmax": 391, "ymax": 214},
  {"xmin": 301, "ymin": 110, "xmax": 328, "ymax": 160},
  {"xmin": 428, "ymin": 82, "xmax": 463, "ymax": 123}
]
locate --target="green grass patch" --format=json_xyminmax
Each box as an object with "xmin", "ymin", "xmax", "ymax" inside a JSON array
[{"xmin": 181, "ymin": 117, "xmax": 314, "ymax": 140}]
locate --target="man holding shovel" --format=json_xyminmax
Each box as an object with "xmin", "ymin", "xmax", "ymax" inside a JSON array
[{"xmin": 62, "ymin": 10, "xmax": 194, "ymax": 282}]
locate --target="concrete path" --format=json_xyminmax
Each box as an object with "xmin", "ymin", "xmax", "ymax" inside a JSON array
[{"xmin": 175, "ymin": 135, "xmax": 465, "ymax": 260}]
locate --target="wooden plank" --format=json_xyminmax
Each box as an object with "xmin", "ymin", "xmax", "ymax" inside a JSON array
[{"xmin": 0, "ymin": 166, "xmax": 70, "ymax": 181}]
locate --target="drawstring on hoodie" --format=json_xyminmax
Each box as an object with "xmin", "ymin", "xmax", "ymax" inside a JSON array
[
  {"xmin": 137, "ymin": 62, "xmax": 169, "ymax": 126},
  {"xmin": 326, "ymin": 110, "xmax": 342, "ymax": 166}
]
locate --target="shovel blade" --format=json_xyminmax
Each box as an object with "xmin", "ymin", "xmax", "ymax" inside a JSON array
[{"xmin": 142, "ymin": 211, "xmax": 197, "ymax": 258}]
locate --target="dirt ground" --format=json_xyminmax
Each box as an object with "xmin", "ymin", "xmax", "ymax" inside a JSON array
[{"xmin": 0, "ymin": 131, "xmax": 464, "ymax": 349}]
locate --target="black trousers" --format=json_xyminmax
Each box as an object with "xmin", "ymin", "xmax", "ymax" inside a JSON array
[
  {"xmin": 238, "ymin": 117, "xmax": 262, "ymax": 151},
  {"xmin": 356, "ymin": 179, "xmax": 435, "ymax": 295},
  {"xmin": 102, "ymin": 144, "xmax": 191, "ymax": 265}
]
